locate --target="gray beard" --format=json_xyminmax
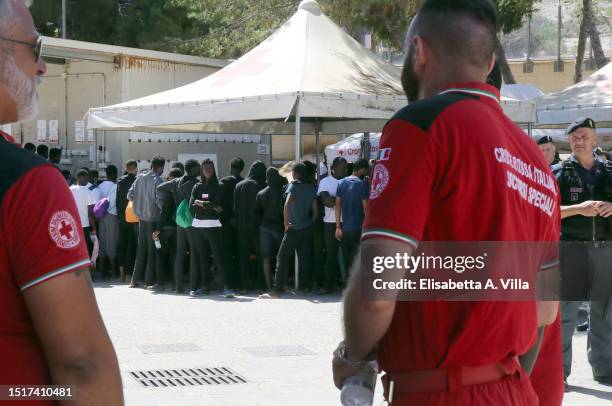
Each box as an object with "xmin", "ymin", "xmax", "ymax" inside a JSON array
[{"xmin": 2, "ymin": 54, "xmax": 38, "ymax": 123}]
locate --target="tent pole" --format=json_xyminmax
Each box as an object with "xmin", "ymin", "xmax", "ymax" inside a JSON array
[
  {"xmin": 528, "ymin": 122, "xmax": 533, "ymax": 138},
  {"xmin": 295, "ymin": 97, "xmax": 301, "ymax": 161},
  {"xmin": 315, "ymin": 123, "xmax": 321, "ymax": 180},
  {"xmin": 294, "ymin": 97, "xmax": 301, "ymax": 292}
]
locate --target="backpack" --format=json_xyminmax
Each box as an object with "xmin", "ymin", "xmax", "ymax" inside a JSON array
[
  {"xmin": 175, "ymin": 199, "xmax": 193, "ymax": 228},
  {"xmin": 93, "ymin": 198, "xmax": 110, "ymax": 219}
]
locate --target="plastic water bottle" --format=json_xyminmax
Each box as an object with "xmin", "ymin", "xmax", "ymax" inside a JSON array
[
  {"xmin": 340, "ymin": 361, "xmax": 378, "ymax": 406},
  {"xmin": 154, "ymin": 235, "xmax": 162, "ymax": 250}
]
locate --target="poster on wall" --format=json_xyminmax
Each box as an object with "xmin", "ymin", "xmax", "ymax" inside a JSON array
[
  {"xmin": 36, "ymin": 120, "xmax": 47, "ymax": 143},
  {"xmin": 48, "ymin": 120, "xmax": 59, "ymax": 143},
  {"xmin": 74, "ymin": 120, "xmax": 85, "ymax": 143}
]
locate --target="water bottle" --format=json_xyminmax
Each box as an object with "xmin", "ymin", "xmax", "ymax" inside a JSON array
[
  {"xmin": 154, "ymin": 235, "xmax": 162, "ymax": 250},
  {"xmin": 340, "ymin": 361, "xmax": 378, "ymax": 406}
]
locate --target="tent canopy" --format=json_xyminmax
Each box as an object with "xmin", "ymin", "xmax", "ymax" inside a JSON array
[
  {"xmin": 85, "ymin": 0, "xmax": 535, "ymax": 136},
  {"xmin": 536, "ymin": 62, "xmax": 612, "ymax": 126},
  {"xmin": 86, "ymin": 0, "xmax": 406, "ymax": 135},
  {"xmin": 501, "ymin": 84, "xmax": 544, "ymax": 101}
]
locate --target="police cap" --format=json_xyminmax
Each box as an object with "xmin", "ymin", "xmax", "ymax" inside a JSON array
[{"xmin": 565, "ymin": 117, "xmax": 596, "ymax": 135}]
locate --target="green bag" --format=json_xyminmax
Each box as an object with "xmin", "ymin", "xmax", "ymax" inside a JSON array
[{"xmin": 175, "ymin": 199, "xmax": 193, "ymax": 228}]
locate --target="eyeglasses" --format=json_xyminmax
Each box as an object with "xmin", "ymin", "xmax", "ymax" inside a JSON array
[{"xmin": 0, "ymin": 36, "xmax": 43, "ymax": 62}]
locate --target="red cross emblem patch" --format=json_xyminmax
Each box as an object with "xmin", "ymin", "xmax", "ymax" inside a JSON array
[{"xmin": 48, "ymin": 211, "xmax": 80, "ymax": 249}]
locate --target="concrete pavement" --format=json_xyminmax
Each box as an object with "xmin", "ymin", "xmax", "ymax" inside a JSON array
[{"xmin": 93, "ymin": 282, "xmax": 612, "ymax": 405}]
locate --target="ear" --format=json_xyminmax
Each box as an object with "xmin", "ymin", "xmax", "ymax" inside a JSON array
[
  {"xmin": 413, "ymin": 36, "xmax": 428, "ymax": 75},
  {"xmin": 487, "ymin": 56, "xmax": 496, "ymax": 75}
]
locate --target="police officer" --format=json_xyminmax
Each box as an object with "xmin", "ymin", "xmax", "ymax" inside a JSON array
[
  {"xmin": 537, "ymin": 135, "xmax": 562, "ymax": 174},
  {"xmin": 557, "ymin": 117, "xmax": 612, "ymax": 385}
]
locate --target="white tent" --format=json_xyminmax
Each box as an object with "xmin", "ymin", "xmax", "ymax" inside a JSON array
[
  {"xmin": 85, "ymin": 0, "xmax": 535, "ymax": 161},
  {"xmin": 536, "ymin": 62, "xmax": 612, "ymax": 126},
  {"xmin": 86, "ymin": 0, "xmax": 406, "ymax": 158},
  {"xmin": 501, "ymin": 84, "xmax": 544, "ymax": 101}
]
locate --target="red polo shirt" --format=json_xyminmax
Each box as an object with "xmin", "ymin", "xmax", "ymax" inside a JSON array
[
  {"xmin": 362, "ymin": 83, "xmax": 561, "ymax": 405},
  {"xmin": 0, "ymin": 137, "xmax": 90, "ymax": 404}
]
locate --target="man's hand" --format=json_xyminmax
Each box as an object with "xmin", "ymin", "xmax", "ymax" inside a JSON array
[
  {"xmin": 332, "ymin": 342, "xmax": 377, "ymax": 389},
  {"xmin": 598, "ymin": 202, "xmax": 612, "ymax": 218},
  {"xmin": 284, "ymin": 224, "xmax": 292, "ymax": 233},
  {"xmin": 335, "ymin": 227, "xmax": 343, "ymax": 241},
  {"xmin": 577, "ymin": 200, "xmax": 602, "ymax": 217},
  {"xmin": 332, "ymin": 354, "xmax": 363, "ymax": 390}
]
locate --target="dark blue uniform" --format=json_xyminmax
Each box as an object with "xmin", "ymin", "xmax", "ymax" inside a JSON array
[{"xmin": 556, "ymin": 155, "xmax": 612, "ymax": 382}]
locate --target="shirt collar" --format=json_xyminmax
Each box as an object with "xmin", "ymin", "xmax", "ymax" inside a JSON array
[{"xmin": 438, "ymin": 82, "xmax": 500, "ymax": 105}]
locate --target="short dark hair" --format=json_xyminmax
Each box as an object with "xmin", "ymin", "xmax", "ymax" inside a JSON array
[
  {"xmin": 353, "ymin": 158, "xmax": 370, "ymax": 172},
  {"xmin": 49, "ymin": 147, "xmax": 62, "ymax": 159},
  {"xmin": 106, "ymin": 165, "xmax": 118, "ymax": 178},
  {"xmin": 185, "ymin": 159, "xmax": 200, "ymax": 174},
  {"xmin": 36, "ymin": 144, "xmax": 49, "ymax": 157},
  {"xmin": 412, "ymin": 0, "xmax": 497, "ymax": 70},
  {"xmin": 169, "ymin": 168, "xmax": 184, "ymax": 178},
  {"xmin": 24, "ymin": 143, "xmax": 36, "ymax": 152},
  {"xmin": 76, "ymin": 169, "xmax": 89, "ymax": 178},
  {"xmin": 230, "ymin": 157, "xmax": 245, "ymax": 172},
  {"xmin": 125, "ymin": 159, "xmax": 138, "ymax": 169},
  {"xmin": 292, "ymin": 162, "xmax": 308, "ymax": 182},
  {"xmin": 331, "ymin": 157, "xmax": 347, "ymax": 169},
  {"xmin": 172, "ymin": 162, "xmax": 185, "ymax": 172},
  {"xmin": 151, "ymin": 155, "xmax": 166, "ymax": 170}
]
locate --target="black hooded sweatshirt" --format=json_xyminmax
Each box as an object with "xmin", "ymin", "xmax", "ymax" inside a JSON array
[
  {"xmin": 254, "ymin": 168, "xmax": 285, "ymax": 232},
  {"xmin": 234, "ymin": 161, "xmax": 267, "ymax": 229}
]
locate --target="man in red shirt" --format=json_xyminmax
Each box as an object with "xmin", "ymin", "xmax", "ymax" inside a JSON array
[
  {"xmin": 332, "ymin": 1, "xmax": 560, "ymax": 404},
  {"xmin": 0, "ymin": 1, "xmax": 123, "ymax": 404}
]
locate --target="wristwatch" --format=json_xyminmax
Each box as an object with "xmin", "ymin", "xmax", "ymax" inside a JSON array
[{"xmin": 335, "ymin": 341, "xmax": 365, "ymax": 367}]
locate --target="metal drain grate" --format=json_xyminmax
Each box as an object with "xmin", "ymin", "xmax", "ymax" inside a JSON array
[{"xmin": 130, "ymin": 367, "xmax": 247, "ymax": 388}]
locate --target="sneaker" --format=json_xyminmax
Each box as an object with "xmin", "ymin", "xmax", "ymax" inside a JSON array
[
  {"xmin": 189, "ymin": 288, "xmax": 206, "ymax": 297},
  {"xmin": 594, "ymin": 375, "xmax": 612, "ymax": 386},
  {"xmin": 128, "ymin": 282, "xmax": 141, "ymax": 289},
  {"xmin": 259, "ymin": 292, "xmax": 280, "ymax": 299},
  {"xmin": 223, "ymin": 290, "xmax": 236, "ymax": 298}
]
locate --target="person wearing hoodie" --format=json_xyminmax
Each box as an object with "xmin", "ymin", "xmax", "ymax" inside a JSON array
[
  {"xmin": 234, "ymin": 161, "xmax": 267, "ymax": 292},
  {"xmin": 157, "ymin": 159, "xmax": 201, "ymax": 294},
  {"xmin": 127, "ymin": 156, "xmax": 166, "ymax": 289},
  {"xmin": 219, "ymin": 158, "xmax": 245, "ymax": 292},
  {"xmin": 189, "ymin": 159, "xmax": 234, "ymax": 298},
  {"xmin": 254, "ymin": 168, "xmax": 285, "ymax": 294}
]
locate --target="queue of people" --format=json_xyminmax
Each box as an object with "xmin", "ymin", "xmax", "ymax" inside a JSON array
[{"xmin": 25, "ymin": 149, "xmax": 373, "ymax": 300}]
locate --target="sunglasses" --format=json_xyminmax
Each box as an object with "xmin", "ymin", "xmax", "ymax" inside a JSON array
[{"xmin": 0, "ymin": 36, "xmax": 43, "ymax": 62}]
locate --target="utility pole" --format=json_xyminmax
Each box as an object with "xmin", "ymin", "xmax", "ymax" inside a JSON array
[
  {"xmin": 62, "ymin": 0, "xmax": 67, "ymax": 39},
  {"xmin": 555, "ymin": 0, "xmax": 563, "ymax": 71}
]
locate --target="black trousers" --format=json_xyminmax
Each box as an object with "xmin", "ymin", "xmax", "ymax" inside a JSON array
[
  {"xmin": 312, "ymin": 221, "xmax": 325, "ymax": 289},
  {"xmin": 237, "ymin": 225, "xmax": 261, "ymax": 290},
  {"xmin": 222, "ymin": 223, "xmax": 240, "ymax": 290},
  {"xmin": 174, "ymin": 227, "xmax": 191, "ymax": 291},
  {"xmin": 118, "ymin": 220, "xmax": 138, "ymax": 275},
  {"xmin": 274, "ymin": 226, "xmax": 314, "ymax": 293},
  {"xmin": 191, "ymin": 227, "xmax": 229, "ymax": 291},
  {"xmin": 341, "ymin": 230, "xmax": 361, "ymax": 277},
  {"xmin": 83, "ymin": 226, "xmax": 93, "ymax": 257},
  {"xmin": 133, "ymin": 220, "xmax": 162, "ymax": 286},
  {"xmin": 323, "ymin": 223, "xmax": 341, "ymax": 292},
  {"xmin": 157, "ymin": 226, "xmax": 176, "ymax": 287}
]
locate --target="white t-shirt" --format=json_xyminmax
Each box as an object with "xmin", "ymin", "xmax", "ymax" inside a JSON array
[
  {"xmin": 96, "ymin": 180, "xmax": 118, "ymax": 215},
  {"xmin": 70, "ymin": 185, "xmax": 96, "ymax": 227},
  {"xmin": 317, "ymin": 176, "xmax": 340, "ymax": 223}
]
